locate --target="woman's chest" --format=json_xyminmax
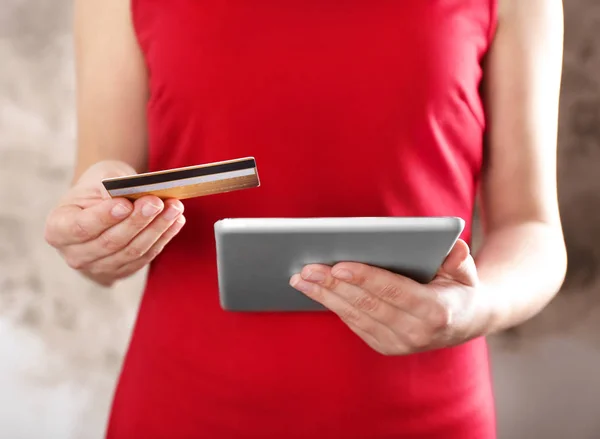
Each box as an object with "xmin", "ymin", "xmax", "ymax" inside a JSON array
[
  {"xmin": 134, "ymin": 0, "xmax": 494, "ymax": 219},
  {"xmin": 139, "ymin": 0, "xmax": 492, "ymax": 127}
]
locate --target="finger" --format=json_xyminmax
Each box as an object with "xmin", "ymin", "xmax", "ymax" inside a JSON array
[
  {"xmin": 45, "ymin": 198, "xmax": 134, "ymax": 247},
  {"xmin": 301, "ymin": 266, "xmax": 440, "ymax": 347},
  {"xmin": 290, "ymin": 274, "xmax": 388, "ymax": 335},
  {"xmin": 301, "ymin": 265, "xmax": 399, "ymax": 325},
  {"xmin": 327, "ymin": 262, "xmax": 445, "ymax": 324},
  {"xmin": 114, "ymin": 215, "xmax": 186, "ymax": 278},
  {"xmin": 61, "ymin": 196, "xmax": 165, "ymax": 267},
  {"xmin": 291, "ymin": 274, "xmax": 409, "ymax": 355},
  {"xmin": 437, "ymin": 239, "xmax": 479, "ymax": 286},
  {"xmin": 89, "ymin": 200, "xmax": 184, "ymax": 273}
]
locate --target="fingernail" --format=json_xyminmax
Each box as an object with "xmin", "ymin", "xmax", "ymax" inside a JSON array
[
  {"xmin": 142, "ymin": 203, "xmax": 162, "ymax": 217},
  {"xmin": 332, "ymin": 269, "xmax": 353, "ymax": 281},
  {"xmin": 290, "ymin": 276, "xmax": 313, "ymax": 293},
  {"xmin": 164, "ymin": 205, "xmax": 183, "ymax": 221},
  {"xmin": 176, "ymin": 215, "xmax": 186, "ymax": 225},
  {"xmin": 111, "ymin": 203, "xmax": 131, "ymax": 218},
  {"xmin": 302, "ymin": 270, "xmax": 325, "ymax": 282}
]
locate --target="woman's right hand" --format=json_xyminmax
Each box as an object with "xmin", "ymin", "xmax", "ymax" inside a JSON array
[{"xmin": 44, "ymin": 160, "xmax": 186, "ymax": 286}]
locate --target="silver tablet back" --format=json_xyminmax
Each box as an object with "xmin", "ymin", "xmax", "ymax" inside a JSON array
[{"xmin": 214, "ymin": 217, "xmax": 464, "ymax": 312}]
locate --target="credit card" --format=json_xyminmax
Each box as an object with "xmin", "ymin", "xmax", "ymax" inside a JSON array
[{"xmin": 102, "ymin": 157, "xmax": 260, "ymax": 200}]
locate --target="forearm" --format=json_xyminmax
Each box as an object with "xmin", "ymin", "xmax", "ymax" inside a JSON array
[{"xmin": 474, "ymin": 220, "xmax": 567, "ymax": 334}]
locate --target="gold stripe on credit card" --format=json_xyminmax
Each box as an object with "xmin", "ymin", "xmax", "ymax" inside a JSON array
[{"xmin": 101, "ymin": 157, "xmax": 260, "ymax": 201}]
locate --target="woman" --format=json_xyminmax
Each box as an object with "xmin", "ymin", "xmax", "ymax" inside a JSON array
[{"xmin": 45, "ymin": 0, "xmax": 566, "ymax": 437}]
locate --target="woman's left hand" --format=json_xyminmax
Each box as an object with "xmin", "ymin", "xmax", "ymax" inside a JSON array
[{"xmin": 289, "ymin": 239, "xmax": 494, "ymax": 355}]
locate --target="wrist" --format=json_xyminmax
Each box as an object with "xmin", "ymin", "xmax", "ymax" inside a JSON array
[{"xmin": 472, "ymin": 281, "xmax": 506, "ymax": 336}]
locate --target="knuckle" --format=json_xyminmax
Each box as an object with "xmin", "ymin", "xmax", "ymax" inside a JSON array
[
  {"xmin": 96, "ymin": 210, "xmax": 114, "ymax": 228},
  {"xmin": 352, "ymin": 294, "xmax": 379, "ymax": 313},
  {"xmin": 372, "ymin": 335, "xmax": 402, "ymax": 356},
  {"xmin": 114, "ymin": 261, "xmax": 135, "ymax": 277},
  {"xmin": 85, "ymin": 264, "xmax": 104, "ymax": 276},
  {"xmin": 64, "ymin": 255, "xmax": 85, "ymax": 270},
  {"xmin": 149, "ymin": 244, "xmax": 165, "ymax": 259},
  {"xmin": 97, "ymin": 232, "xmax": 123, "ymax": 252},
  {"xmin": 378, "ymin": 283, "xmax": 402, "ymax": 301},
  {"xmin": 348, "ymin": 265, "xmax": 369, "ymax": 286},
  {"xmin": 70, "ymin": 218, "xmax": 92, "ymax": 241},
  {"xmin": 86, "ymin": 261, "xmax": 116, "ymax": 277},
  {"xmin": 406, "ymin": 327, "xmax": 432, "ymax": 349},
  {"xmin": 323, "ymin": 276, "xmax": 340, "ymax": 290},
  {"xmin": 307, "ymin": 284, "xmax": 322, "ymax": 300},
  {"xmin": 339, "ymin": 306, "xmax": 361, "ymax": 324},
  {"xmin": 141, "ymin": 245, "xmax": 163, "ymax": 264},
  {"xmin": 361, "ymin": 320, "xmax": 379, "ymax": 337},
  {"xmin": 430, "ymin": 300, "xmax": 452, "ymax": 329},
  {"xmin": 123, "ymin": 244, "xmax": 146, "ymax": 259}
]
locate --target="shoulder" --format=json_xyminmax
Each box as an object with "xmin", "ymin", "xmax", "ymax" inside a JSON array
[
  {"xmin": 495, "ymin": 0, "xmax": 563, "ymax": 31},
  {"xmin": 484, "ymin": 0, "xmax": 563, "ymax": 87}
]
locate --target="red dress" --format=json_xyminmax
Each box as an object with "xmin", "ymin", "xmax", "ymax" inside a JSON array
[{"xmin": 107, "ymin": 1, "xmax": 498, "ymax": 437}]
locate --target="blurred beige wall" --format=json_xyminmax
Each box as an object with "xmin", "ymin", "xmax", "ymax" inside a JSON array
[{"xmin": 1, "ymin": 0, "xmax": 599, "ymax": 438}]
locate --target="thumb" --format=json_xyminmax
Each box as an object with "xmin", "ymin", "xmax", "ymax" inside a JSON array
[
  {"xmin": 69, "ymin": 161, "xmax": 139, "ymax": 207},
  {"xmin": 434, "ymin": 239, "xmax": 479, "ymax": 287},
  {"xmin": 77, "ymin": 160, "xmax": 138, "ymax": 187}
]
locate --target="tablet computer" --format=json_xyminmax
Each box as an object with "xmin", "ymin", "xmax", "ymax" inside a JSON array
[{"xmin": 214, "ymin": 216, "xmax": 464, "ymax": 312}]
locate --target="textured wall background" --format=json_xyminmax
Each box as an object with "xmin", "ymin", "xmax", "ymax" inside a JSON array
[{"xmin": 1, "ymin": 0, "xmax": 599, "ymax": 438}]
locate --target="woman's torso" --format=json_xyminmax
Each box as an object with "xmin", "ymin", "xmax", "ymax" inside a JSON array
[{"xmin": 107, "ymin": 1, "xmax": 497, "ymax": 438}]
